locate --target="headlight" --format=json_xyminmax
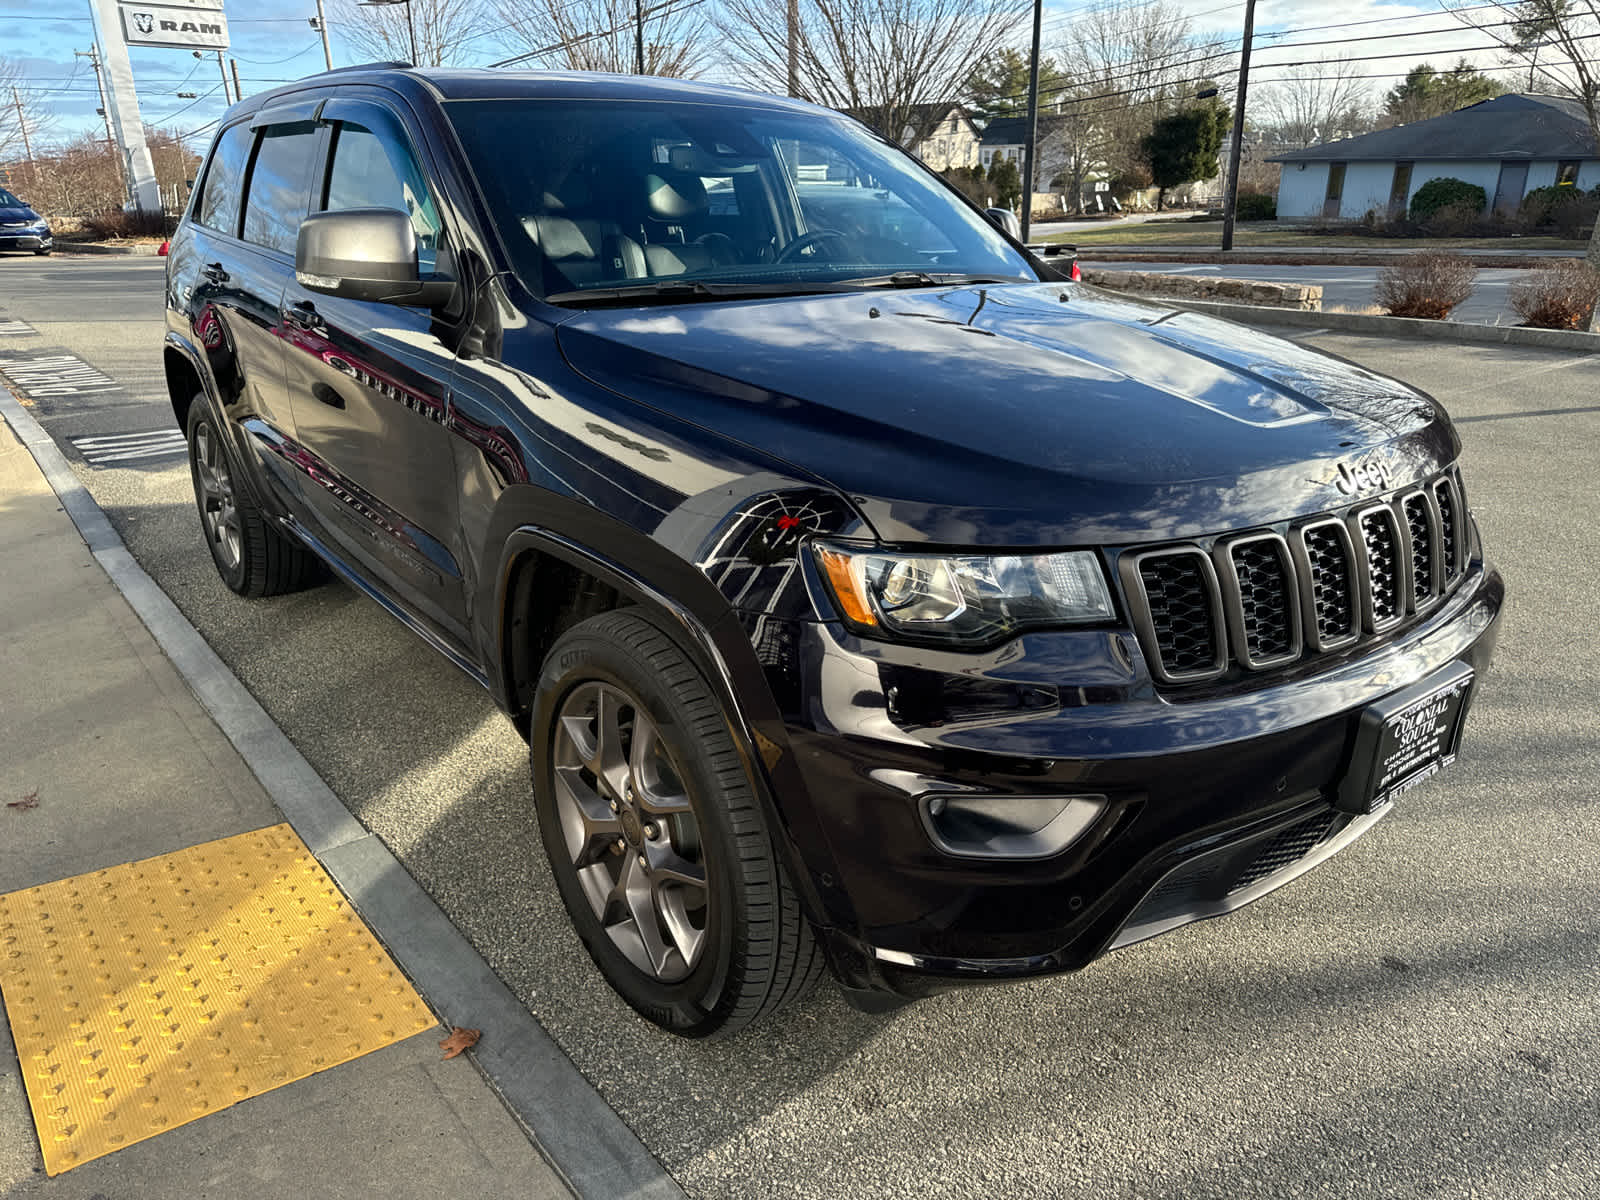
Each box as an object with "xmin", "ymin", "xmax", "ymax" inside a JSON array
[{"xmin": 813, "ymin": 542, "xmax": 1114, "ymax": 645}]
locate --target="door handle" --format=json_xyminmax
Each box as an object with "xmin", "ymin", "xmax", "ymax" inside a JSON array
[
  {"xmin": 202, "ymin": 262, "xmax": 228, "ymax": 284},
  {"xmin": 283, "ymin": 302, "xmax": 327, "ymax": 336}
]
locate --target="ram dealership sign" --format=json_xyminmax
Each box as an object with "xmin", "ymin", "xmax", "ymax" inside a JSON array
[{"xmin": 119, "ymin": 0, "xmax": 229, "ymax": 50}]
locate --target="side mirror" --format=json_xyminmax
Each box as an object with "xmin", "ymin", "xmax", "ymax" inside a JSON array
[
  {"xmin": 295, "ymin": 208, "xmax": 454, "ymax": 308},
  {"xmin": 986, "ymin": 206, "xmax": 1021, "ymax": 239}
]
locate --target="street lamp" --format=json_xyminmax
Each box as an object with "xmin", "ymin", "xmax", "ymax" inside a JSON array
[{"xmin": 358, "ymin": 0, "xmax": 418, "ymax": 66}]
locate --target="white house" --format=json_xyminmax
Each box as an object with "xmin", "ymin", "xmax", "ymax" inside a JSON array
[{"xmin": 1270, "ymin": 93, "xmax": 1599, "ymax": 221}]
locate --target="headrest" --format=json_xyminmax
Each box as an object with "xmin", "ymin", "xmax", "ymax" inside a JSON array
[
  {"xmin": 644, "ymin": 172, "xmax": 708, "ymax": 220},
  {"xmin": 523, "ymin": 215, "xmax": 599, "ymax": 261}
]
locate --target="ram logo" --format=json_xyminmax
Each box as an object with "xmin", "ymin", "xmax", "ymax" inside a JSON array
[{"xmin": 132, "ymin": 11, "xmax": 155, "ymax": 33}]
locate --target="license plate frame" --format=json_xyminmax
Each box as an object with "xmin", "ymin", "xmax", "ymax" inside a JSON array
[{"xmin": 1337, "ymin": 661, "xmax": 1476, "ymax": 815}]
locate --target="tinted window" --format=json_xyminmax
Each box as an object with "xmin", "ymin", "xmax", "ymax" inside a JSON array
[
  {"xmin": 0, "ymin": 188, "xmax": 24, "ymax": 208},
  {"xmin": 324, "ymin": 120, "xmax": 441, "ymax": 270},
  {"xmin": 197, "ymin": 122, "xmax": 253, "ymax": 235},
  {"xmin": 242, "ymin": 123, "xmax": 319, "ymax": 254}
]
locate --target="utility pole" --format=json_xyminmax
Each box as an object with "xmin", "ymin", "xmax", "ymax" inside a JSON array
[
  {"xmin": 634, "ymin": 0, "xmax": 645, "ymax": 74},
  {"xmin": 77, "ymin": 45, "xmax": 124, "ymax": 198},
  {"xmin": 231, "ymin": 59, "xmax": 243, "ymax": 101},
  {"xmin": 87, "ymin": 0, "xmax": 161, "ymax": 213},
  {"xmin": 11, "ymin": 88, "xmax": 34, "ymax": 166},
  {"xmin": 1019, "ymin": 0, "xmax": 1043, "ymax": 242},
  {"xmin": 1220, "ymin": 0, "xmax": 1255, "ymax": 252},
  {"xmin": 216, "ymin": 50, "xmax": 231, "ymax": 104},
  {"xmin": 786, "ymin": 0, "xmax": 799, "ymax": 96},
  {"xmin": 313, "ymin": 0, "xmax": 334, "ymax": 71}
]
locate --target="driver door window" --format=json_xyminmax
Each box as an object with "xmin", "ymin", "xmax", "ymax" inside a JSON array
[{"xmin": 323, "ymin": 119, "xmax": 442, "ymax": 270}]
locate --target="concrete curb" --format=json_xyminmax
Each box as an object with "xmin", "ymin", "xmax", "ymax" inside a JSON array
[
  {"xmin": 0, "ymin": 387, "xmax": 685, "ymax": 1200},
  {"xmin": 54, "ymin": 242, "xmax": 165, "ymax": 257},
  {"xmin": 1073, "ymin": 247, "xmax": 1580, "ymax": 269},
  {"xmin": 1166, "ymin": 297, "xmax": 1600, "ymax": 351}
]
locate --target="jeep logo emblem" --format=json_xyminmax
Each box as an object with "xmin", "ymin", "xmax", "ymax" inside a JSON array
[{"xmin": 1334, "ymin": 459, "xmax": 1393, "ymax": 495}]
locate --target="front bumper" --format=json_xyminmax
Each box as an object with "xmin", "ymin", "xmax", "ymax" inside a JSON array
[
  {"xmin": 763, "ymin": 558, "xmax": 1503, "ymax": 999},
  {"xmin": 0, "ymin": 232, "xmax": 50, "ymax": 250}
]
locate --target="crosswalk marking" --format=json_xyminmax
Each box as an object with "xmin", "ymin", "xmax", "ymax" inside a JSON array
[
  {"xmin": 68, "ymin": 429, "xmax": 187, "ymax": 466},
  {"xmin": 0, "ymin": 319, "xmax": 36, "ymax": 336},
  {"xmin": 0, "ymin": 352, "xmax": 121, "ymax": 397}
]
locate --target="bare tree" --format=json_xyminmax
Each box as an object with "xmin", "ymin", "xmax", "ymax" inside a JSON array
[
  {"xmin": 1441, "ymin": 0, "xmax": 1600, "ymax": 311},
  {"xmin": 0, "ymin": 56, "xmax": 56, "ymax": 166},
  {"xmin": 494, "ymin": 0, "xmax": 710, "ymax": 75},
  {"xmin": 1050, "ymin": 0, "xmax": 1230, "ymax": 185},
  {"xmin": 717, "ymin": 0, "xmax": 1028, "ymax": 145},
  {"xmin": 330, "ymin": 0, "xmax": 489, "ymax": 67},
  {"xmin": 1254, "ymin": 55, "xmax": 1372, "ymax": 149}
]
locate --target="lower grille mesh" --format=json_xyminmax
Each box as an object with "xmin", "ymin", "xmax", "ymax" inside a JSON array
[{"xmin": 1228, "ymin": 811, "xmax": 1338, "ymax": 894}]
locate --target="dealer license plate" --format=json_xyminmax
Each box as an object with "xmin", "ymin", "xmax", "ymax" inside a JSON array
[{"xmin": 1337, "ymin": 661, "xmax": 1476, "ymax": 815}]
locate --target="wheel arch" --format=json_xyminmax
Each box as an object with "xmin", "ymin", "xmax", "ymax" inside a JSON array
[
  {"xmin": 163, "ymin": 332, "xmax": 209, "ymax": 432},
  {"xmin": 492, "ymin": 525, "xmax": 853, "ymax": 935}
]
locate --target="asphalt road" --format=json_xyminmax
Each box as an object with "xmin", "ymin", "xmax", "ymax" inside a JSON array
[
  {"xmin": 4, "ymin": 253, "xmax": 1598, "ymax": 1199},
  {"xmin": 1094, "ymin": 260, "xmax": 1526, "ymax": 325}
]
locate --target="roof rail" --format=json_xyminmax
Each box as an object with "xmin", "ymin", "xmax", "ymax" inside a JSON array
[{"xmin": 317, "ymin": 60, "xmax": 412, "ymax": 73}]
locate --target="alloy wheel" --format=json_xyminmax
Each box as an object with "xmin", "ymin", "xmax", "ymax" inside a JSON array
[
  {"xmin": 192, "ymin": 422, "xmax": 241, "ymax": 573},
  {"xmin": 551, "ymin": 680, "xmax": 710, "ymax": 982}
]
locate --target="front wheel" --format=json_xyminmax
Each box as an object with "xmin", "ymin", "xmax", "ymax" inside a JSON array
[
  {"xmin": 186, "ymin": 398, "xmax": 321, "ymax": 596},
  {"xmin": 531, "ymin": 611, "xmax": 823, "ymax": 1037}
]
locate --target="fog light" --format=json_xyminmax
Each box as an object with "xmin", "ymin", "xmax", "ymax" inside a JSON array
[{"xmin": 921, "ymin": 793, "xmax": 1106, "ymax": 860}]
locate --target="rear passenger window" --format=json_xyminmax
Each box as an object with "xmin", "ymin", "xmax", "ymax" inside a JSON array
[
  {"xmin": 196, "ymin": 122, "xmax": 253, "ymax": 235},
  {"xmin": 324, "ymin": 120, "xmax": 442, "ymax": 270},
  {"xmin": 242, "ymin": 123, "xmax": 320, "ymax": 255}
]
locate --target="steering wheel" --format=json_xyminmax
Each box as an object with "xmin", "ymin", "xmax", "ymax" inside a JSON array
[{"xmin": 775, "ymin": 228, "xmax": 855, "ymax": 264}]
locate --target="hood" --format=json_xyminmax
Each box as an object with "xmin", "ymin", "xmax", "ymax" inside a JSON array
[
  {"xmin": 554, "ymin": 283, "xmax": 1459, "ymax": 546},
  {"xmin": 0, "ymin": 205, "xmax": 41, "ymax": 224}
]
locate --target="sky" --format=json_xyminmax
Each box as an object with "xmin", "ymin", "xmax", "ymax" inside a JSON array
[{"xmin": 0, "ymin": 0, "xmax": 1549, "ymax": 149}]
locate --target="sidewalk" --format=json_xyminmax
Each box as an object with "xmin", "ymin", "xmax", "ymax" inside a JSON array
[{"xmin": 0, "ymin": 412, "xmax": 568, "ymax": 1198}]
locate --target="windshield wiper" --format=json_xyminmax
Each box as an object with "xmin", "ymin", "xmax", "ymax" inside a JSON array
[
  {"xmin": 545, "ymin": 279, "xmax": 859, "ymax": 306},
  {"xmin": 836, "ymin": 271, "xmax": 1031, "ymax": 289}
]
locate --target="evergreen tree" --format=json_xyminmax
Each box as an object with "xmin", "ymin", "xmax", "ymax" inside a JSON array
[{"xmin": 1139, "ymin": 103, "xmax": 1230, "ymax": 210}]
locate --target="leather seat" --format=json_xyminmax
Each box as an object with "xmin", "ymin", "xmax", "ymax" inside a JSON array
[
  {"xmin": 521, "ymin": 181, "xmax": 645, "ymax": 287},
  {"xmin": 640, "ymin": 172, "xmax": 738, "ymax": 277}
]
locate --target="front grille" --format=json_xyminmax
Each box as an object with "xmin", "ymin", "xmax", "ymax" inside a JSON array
[
  {"xmin": 1301, "ymin": 522, "xmax": 1356, "ymax": 647},
  {"xmin": 1228, "ymin": 538, "xmax": 1295, "ymax": 663},
  {"xmin": 1358, "ymin": 507, "xmax": 1402, "ymax": 627},
  {"xmin": 1402, "ymin": 493, "xmax": 1434, "ymax": 606},
  {"xmin": 1433, "ymin": 477, "xmax": 1459, "ymax": 577},
  {"xmin": 1228, "ymin": 811, "xmax": 1338, "ymax": 894},
  {"xmin": 1124, "ymin": 472, "xmax": 1466, "ymax": 684},
  {"xmin": 1135, "ymin": 552, "xmax": 1221, "ymax": 677}
]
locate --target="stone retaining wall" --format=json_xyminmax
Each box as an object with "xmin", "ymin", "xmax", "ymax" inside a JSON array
[{"xmin": 1083, "ymin": 269, "xmax": 1323, "ymax": 310}]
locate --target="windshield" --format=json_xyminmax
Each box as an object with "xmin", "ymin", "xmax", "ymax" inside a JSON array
[
  {"xmin": 0, "ymin": 189, "xmax": 27, "ymax": 210},
  {"xmin": 444, "ymin": 98, "xmax": 1036, "ymax": 301}
]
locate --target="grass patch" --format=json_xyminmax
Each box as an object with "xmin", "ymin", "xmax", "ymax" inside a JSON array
[{"xmin": 1043, "ymin": 222, "xmax": 1586, "ymax": 251}]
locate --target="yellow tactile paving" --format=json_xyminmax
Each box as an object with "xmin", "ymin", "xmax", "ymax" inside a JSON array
[{"xmin": 0, "ymin": 824, "xmax": 434, "ymax": 1175}]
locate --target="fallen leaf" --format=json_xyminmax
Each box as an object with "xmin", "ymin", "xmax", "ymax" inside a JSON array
[
  {"xmin": 439, "ymin": 1027, "xmax": 481, "ymax": 1059},
  {"xmin": 7, "ymin": 789, "xmax": 39, "ymax": 811}
]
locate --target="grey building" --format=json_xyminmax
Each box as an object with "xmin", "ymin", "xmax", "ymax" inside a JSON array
[{"xmin": 1269, "ymin": 93, "xmax": 1598, "ymax": 221}]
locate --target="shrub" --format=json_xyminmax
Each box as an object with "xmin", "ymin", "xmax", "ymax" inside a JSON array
[
  {"xmin": 1518, "ymin": 184, "xmax": 1600, "ymax": 238},
  {"xmin": 1409, "ymin": 177, "xmax": 1487, "ymax": 222},
  {"xmin": 1375, "ymin": 251, "xmax": 1478, "ymax": 319},
  {"xmin": 1422, "ymin": 200, "xmax": 1483, "ymax": 238},
  {"xmin": 1509, "ymin": 259, "xmax": 1600, "ymax": 329},
  {"xmin": 78, "ymin": 208, "xmax": 176, "ymax": 240},
  {"xmin": 1235, "ymin": 192, "xmax": 1276, "ymax": 221}
]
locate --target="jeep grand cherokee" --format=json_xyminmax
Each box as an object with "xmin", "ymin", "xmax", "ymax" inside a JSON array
[{"xmin": 163, "ymin": 65, "xmax": 1502, "ymax": 1037}]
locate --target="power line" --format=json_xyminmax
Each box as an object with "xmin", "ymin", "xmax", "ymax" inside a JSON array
[{"xmin": 486, "ymin": 0, "xmax": 705, "ymax": 67}]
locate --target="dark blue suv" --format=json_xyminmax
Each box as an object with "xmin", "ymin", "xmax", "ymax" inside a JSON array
[
  {"xmin": 0, "ymin": 187, "xmax": 52, "ymax": 254},
  {"xmin": 164, "ymin": 65, "xmax": 1502, "ymax": 1037}
]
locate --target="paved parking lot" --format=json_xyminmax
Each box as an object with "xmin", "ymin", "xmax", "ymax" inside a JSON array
[{"xmin": 3, "ymin": 254, "xmax": 1598, "ymax": 1198}]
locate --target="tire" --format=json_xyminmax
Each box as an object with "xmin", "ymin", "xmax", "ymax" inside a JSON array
[
  {"xmin": 531, "ymin": 611, "xmax": 823, "ymax": 1038},
  {"xmin": 186, "ymin": 398, "xmax": 321, "ymax": 597},
  {"xmin": 34, "ymin": 248, "xmax": 50, "ymax": 256}
]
